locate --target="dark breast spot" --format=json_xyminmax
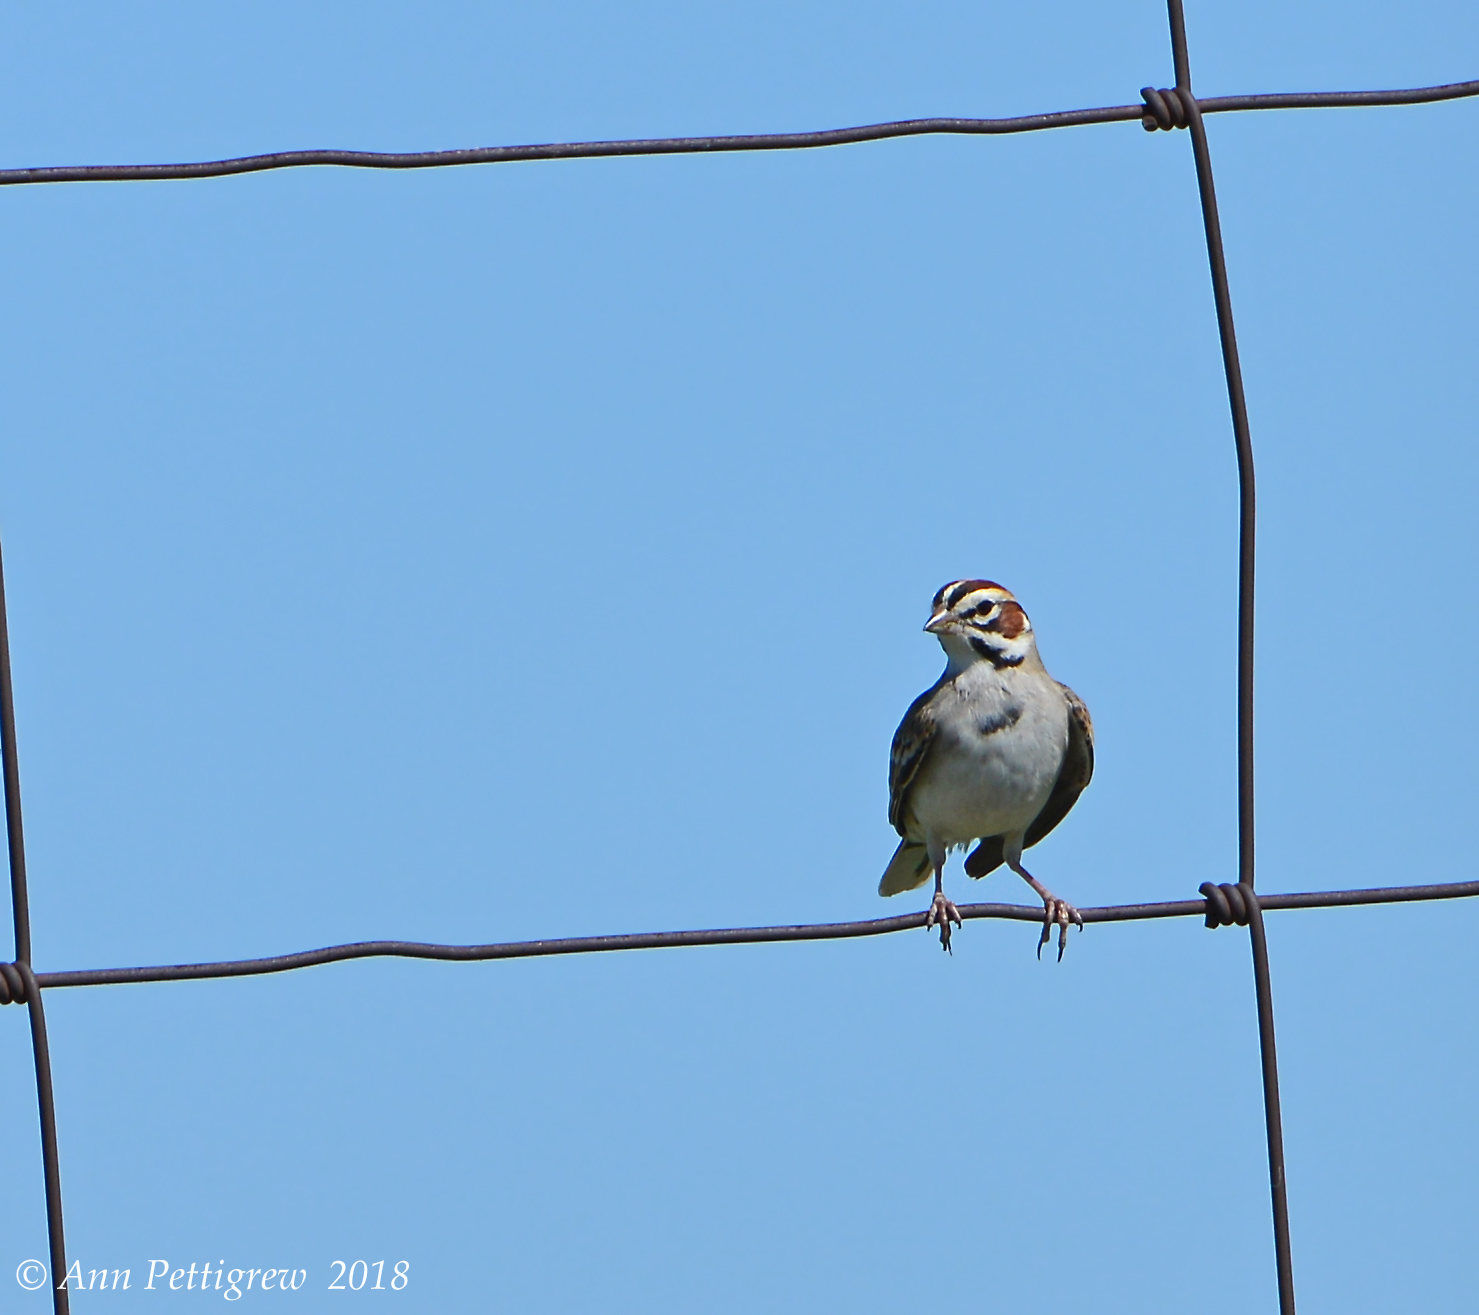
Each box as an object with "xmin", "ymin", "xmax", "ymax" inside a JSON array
[{"xmin": 977, "ymin": 706, "xmax": 1024, "ymax": 737}]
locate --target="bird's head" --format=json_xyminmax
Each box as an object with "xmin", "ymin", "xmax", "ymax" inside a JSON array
[{"xmin": 924, "ymin": 579, "xmax": 1037, "ymax": 671}]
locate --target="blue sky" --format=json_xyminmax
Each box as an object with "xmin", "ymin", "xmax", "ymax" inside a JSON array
[{"xmin": 0, "ymin": 1, "xmax": 1476, "ymax": 1310}]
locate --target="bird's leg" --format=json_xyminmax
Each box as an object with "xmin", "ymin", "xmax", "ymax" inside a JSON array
[
  {"xmin": 1009, "ymin": 861, "xmax": 1082, "ymax": 961},
  {"xmin": 924, "ymin": 860, "xmax": 962, "ymax": 953}
]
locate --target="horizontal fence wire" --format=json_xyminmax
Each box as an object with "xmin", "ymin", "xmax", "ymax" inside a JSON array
[
  {"xmin": 3, "ymin": 4, "xmax": 1477, "ymax": 1313},
  {"xmin": 0, "ymin": 82, "xmax": 1473, "ymax": 186},
  {"xmin": 25, "ymin": 880, "xmax": 1479, "ymax": 990}
]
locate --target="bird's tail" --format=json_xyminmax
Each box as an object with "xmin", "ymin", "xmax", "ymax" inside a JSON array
[{"xmin": 878, "ymin": 840, "xmax": 932, "ymax": 897}]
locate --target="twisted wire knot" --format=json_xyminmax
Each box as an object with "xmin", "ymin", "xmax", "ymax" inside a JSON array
[
  {"xmin": 1200, "ymin": 881, "xmax": 1257, "ymax": 928},
  {"xmin": 0, "ymin": 961, "xmax": 28, "ymax": 1005},
  {"xmin": 1141, "ymin": 86, "xmax": 1194, "ymax": 131}
]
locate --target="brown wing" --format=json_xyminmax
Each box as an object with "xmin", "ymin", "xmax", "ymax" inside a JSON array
[
  {"xmin": 964, "ymin": 682, "xmax": 1094, "ymax": 878},
  {"xmin": 887, "ymin": 679, "xmax": 945, "ymax": 837}
]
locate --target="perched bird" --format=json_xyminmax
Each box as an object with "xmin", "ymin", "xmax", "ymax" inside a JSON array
[{"xmin": 881, "ymin": 580, "xmax": 1093, "ymax": 958}]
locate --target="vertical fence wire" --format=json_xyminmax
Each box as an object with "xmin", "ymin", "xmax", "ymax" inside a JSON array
[
  {"xmin": 1158, "ymin": 3, "xmax": 1294, "ymax": 1311},
  {"xmin": 0, "ymin": 541, "xmax": 70, "ymax": 1315},
  {"xmin": 1, "ymin": 539, "xmax": 32, "ymax": 970}
]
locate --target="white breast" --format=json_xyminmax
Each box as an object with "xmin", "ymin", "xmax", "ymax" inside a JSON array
[{"xmin": 909, "ymin": 665, "xmax": 1068, "ymax": 850}]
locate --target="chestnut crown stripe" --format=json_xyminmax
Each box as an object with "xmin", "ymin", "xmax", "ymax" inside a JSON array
[{"xmin": 938, "ymin": 579, "xmax": 1007, "ymax": 610}]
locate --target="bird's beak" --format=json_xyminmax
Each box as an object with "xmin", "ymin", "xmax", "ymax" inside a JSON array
[{"xmin": 924, "ymin": 611, "xmax": 952, "ymax": 634}]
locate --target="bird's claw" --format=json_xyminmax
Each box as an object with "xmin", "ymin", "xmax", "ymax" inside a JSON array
[
  {"xmin": 925, "ymin": 892, "xmax": 963, "ymax": 953},
  {"xmin": 1036, "ymin": 897, "xmax": 1084, "ymax": 962}
]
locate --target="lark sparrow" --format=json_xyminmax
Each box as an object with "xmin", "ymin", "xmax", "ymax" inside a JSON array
[{"xmin": 881, "ymin": 580, "xmax": 1094, "ymax": 958}]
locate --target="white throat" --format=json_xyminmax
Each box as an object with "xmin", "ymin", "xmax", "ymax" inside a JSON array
[{"xmin": 936, "ymin": 629, "xmax": 1037, "ymax": 677}]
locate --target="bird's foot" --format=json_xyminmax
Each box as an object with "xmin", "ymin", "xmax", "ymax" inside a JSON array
[
  {"xmin": 925, "ymin": 891, "xmax": 963, "ymax": 953},
  {"xmin": 1037, "ymin": 895, "xmax": 1084, "ymax": 962}
]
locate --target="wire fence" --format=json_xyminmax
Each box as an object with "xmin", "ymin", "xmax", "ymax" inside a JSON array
[{"xmin": 2, "ymin": 3, "xmax": 1476, "ymax": 1311}]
